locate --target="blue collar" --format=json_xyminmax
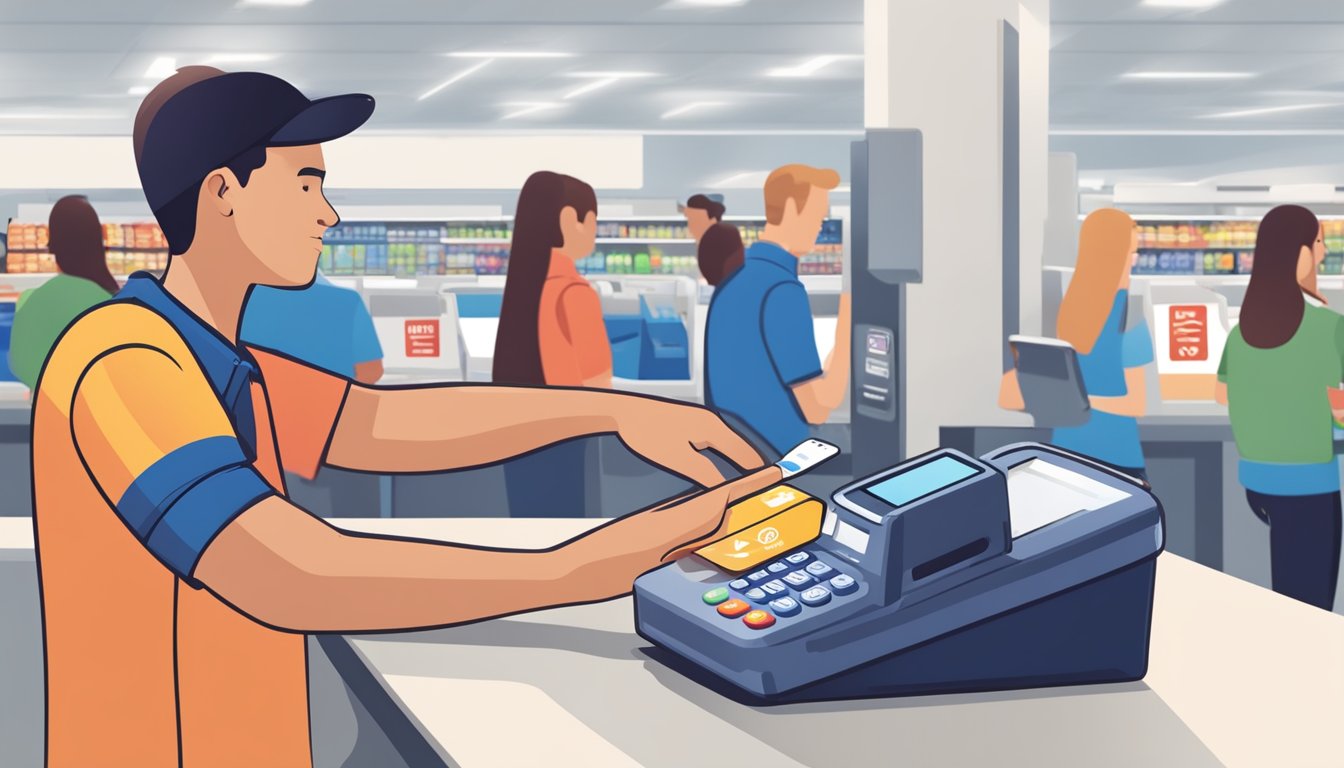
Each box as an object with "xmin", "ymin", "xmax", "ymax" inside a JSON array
[
  {"xmin": 115, "ymin": 272, "xmax": 259, "ymax": 454},
  {"xmin": 746, "ymin": 241, "xmax": 800, "ymax": 277}
]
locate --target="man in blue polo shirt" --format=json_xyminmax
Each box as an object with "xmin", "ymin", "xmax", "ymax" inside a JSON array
[
  {"xmin": 242, "ymin": 270, "xmax": 383, "ymax": 384},
  {"xmin": 705, "ymin": 164, "xmax": 852, "ymax": 456}
]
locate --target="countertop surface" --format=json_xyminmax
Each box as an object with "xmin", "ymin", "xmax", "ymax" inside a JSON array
[
  {"xmin": 4, "ymin": 517, "xmax": 1339, "ymax": 765},
  {"xmin": 321, "ymin": 519, "xmax": 1342, "ymax": 768}
]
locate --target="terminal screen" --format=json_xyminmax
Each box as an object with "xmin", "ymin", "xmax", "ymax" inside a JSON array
[{"xmin": 866, "ymin": 456, "xmax": 978, "ymax": 507}]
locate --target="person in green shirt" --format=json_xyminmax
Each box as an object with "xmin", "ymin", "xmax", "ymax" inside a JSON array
[
  {"xmin": 7, "ymin": 196, "xmax": 120, "ymax": 389},
  {"xmin": 1215, "ymin": 204, "xmax": 1342, "ymax": 611}
]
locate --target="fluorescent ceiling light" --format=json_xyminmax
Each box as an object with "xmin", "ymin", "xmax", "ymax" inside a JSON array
[
  {"xmin": 239, "ymin": 0, "xmax": 314, "ymax": 6},
  {"xmin": 767, "ymin": 54, "xmax": 860, "ymax": 78},
  {"xmin": 448, "ymin": 51, "xmax": 572, "ymax": 59},
  {"xmin": 564, "ymin": 77, "xmax": 618, "ymax": 100},
  {"xmin": 419, "ymin": 59, "xmax": 492, "ymax": 101},
  {"xmin": 144, "ymin": 57, "xmax": 177, "ymax": 79},
  {"xmin": 1142, "ymin": 0, "xmax": 1223, "ymax": 8},
  {"xmin": 500, "ymin": 102, "xmax": 562, "ymax": 120},
  {"xmin": 1124, "ymin": 71, "xmax": 1252, "ymax": 80},
  {"xmin": 1207, "ymin": 103, "xmax": 1336, "ymax": 119},
  {"xmin": 204, "ymin": 53, "xmax": 277, "ymax": 65},
  {"xmin": 128, "ymin": 85, "xmax": 151, "ymax": 96},
  {"xmin": 662, "ymin": 101, "xmax": 725, "ymax": 119}
]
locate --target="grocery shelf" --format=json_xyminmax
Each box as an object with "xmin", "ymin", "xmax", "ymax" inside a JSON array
[{"xmin": 1138, "ymin": 246, "xmax": 1255, "ymax": 252}]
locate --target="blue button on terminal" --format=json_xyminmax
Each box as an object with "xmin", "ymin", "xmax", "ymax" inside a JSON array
[
  {"xmin": 805, "ymin": 561, "xmax": 837, "ymax": 580},
  {"xmin": 829, "ymin": 574, "xmax": 858, "ymax": 595},
  {"xmin": 783, "ymin": 571, "xmax": 814, "ymax": 589},
  {"xmin": 767, "ymin": 562, "xmax": 790, "ymax": 574},
  {"xmin": 769, "ymin": 597, "xmax": 801, "ymax": 617},
  {"xmin": 729, "ymin": 579, "xmax": 750, "ymax": 591},
  {"xmin": 744, "ymin": 588, "xmax": 770, "ymax": 604},
  {"xmin": 761, "ymin": 580, "xmax": 787, "ymax": 596},
  {"xmin": 785, "ymin": 552, "xmax": 811, "ymax": 565},
  {"xmin": 800, "ymin": 586, "xmax": 832, "ymax": 607},
  {"xmin": 747, "ymin": 570, "xmax": 771, "ymax": 583}
]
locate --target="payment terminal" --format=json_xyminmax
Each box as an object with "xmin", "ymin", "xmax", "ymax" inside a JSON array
[{"xmin": 633, "ymin": 442, "xmax": 1165, "ymax": 704}]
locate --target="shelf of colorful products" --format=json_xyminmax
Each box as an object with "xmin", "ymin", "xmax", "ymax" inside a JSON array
[
  {"xmin": 1132, "ymin": 217, "xmax": 1344, "ymax": 276},
  {"xmin": 316, "ymin": 217, "xmax": 844, "ymax": 278},
  {"xmin": 4, "ymin": 221, "xmax": 169, "ymax": 274}
]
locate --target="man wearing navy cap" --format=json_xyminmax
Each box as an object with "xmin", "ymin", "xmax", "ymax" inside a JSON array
[{"xmin": 31, "ymin": 66, "xmax": 772, "ymax": 766}]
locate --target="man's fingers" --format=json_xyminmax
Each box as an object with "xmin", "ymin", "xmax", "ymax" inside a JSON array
[
  {"xmin": 672, "ymin": 450, "xmax": 728, "ymax": 488},
  {"xmin": 723, "ymin": 465, "xmax": 784, "ymax": 503},
  {"xmin": 692, "ymin": 420, "xmax": 766, "ymax": 470}
]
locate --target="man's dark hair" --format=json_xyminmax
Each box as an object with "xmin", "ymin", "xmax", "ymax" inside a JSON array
[
  {"xmin": 133, "ymin": 66, "xmax": 270, "ymax": 256},
  {"xmin": 685, "ymin": 193, "xmax": 726, "ymax": 222}
]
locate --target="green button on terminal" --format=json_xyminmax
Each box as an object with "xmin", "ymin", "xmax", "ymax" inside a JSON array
[{"xmin": 702, "ymin": 587, "xmax": 730, "ymax": 605}]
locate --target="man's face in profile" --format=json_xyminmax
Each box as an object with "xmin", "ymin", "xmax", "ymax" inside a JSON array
[
  {"xmin": 685, "ymin": 207, "xmax": 714, "ymax": 242},
  {"xmin": 229, "ymin": 144, "xmax": 338, "ymax": 287}
]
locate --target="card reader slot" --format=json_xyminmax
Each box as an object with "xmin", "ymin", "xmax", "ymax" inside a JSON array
[{"xmin": 911, "ymin": 538, "xmax": 990, "ymax": 581}]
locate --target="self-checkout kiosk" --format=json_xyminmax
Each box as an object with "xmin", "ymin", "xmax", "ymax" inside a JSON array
[
  {"xmin": 634, "ymin": 443, "xmax": 1165, "ymax": 704},
  {"xmin": 366, "ymin": 284, "xmax": 464, "ymax": 383},
  {"xmin": 442, "ymin": 284, "xmax": 503, "ymax": 382},
  {"xmin": 849, "ymin": 129, "xmax": 923, "ymax": 476}
]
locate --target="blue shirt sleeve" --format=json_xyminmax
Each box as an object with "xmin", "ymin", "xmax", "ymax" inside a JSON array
[
  {"xmin": 122, "ymin": 438, "xmax": 275, "ymax": 587},
  {"xmin": 1121, "ymin": 320, "xmax": 1155, "ymax": 368},
  {"xmin": 761, "ymin": 282, "xmax": 823, "ymax": 387},
  {"xmin": 348, "ymin": 292, "xmax": 382, "ymax": 364}
]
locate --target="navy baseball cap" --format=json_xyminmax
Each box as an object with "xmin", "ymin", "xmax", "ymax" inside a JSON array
[{"xmin": 135, "ymin": 69, "xmax": 375, "ymax": 213}]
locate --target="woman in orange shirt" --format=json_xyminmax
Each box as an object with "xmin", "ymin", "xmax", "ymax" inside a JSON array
[
  {"xmin": 494, "ymin": 171, "xmax": 611, "ymax": 516},
  {"xmin": 495, "ymin": 170, "xmax": 611, "ymax": 387}
]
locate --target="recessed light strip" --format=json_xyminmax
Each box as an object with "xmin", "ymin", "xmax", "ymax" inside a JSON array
[{"xmin": 419, "ymin": 59, "xmax": 493, "ymax": 101}]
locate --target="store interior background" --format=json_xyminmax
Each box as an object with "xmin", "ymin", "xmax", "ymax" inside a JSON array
[{"xmin": 1, "ymin": 0, "xmax": 1343, "ymax": 606}]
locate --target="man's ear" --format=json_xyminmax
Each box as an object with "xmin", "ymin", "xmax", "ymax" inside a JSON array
[{"xmin": 204, "ymin": 169, "xmax": 238, "ymax": 217}]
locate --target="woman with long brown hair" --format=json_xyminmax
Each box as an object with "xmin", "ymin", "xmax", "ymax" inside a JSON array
[
  {"xmin": 494, "ymin": 170, "xmax": 609, "ymax": 387},
  {"xmin": 8, "ymin": 195, "xmax": 119, "ymax": 389},
  {"xmin": 1000, "ymin": 207, "xmax": 1153, "ymax": 479},
  {"xmin": 494, "ymin": 171, "xmax": 611, "ymax": 516},
  {"xmin": 1215, "ymin": 204, "xmax": 1341, "ymax": 610}
]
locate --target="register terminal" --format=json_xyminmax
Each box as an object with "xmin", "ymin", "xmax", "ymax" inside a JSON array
[{"xmin": 634, "ymin": 442, "xmax": 1165, "ymax": 703}]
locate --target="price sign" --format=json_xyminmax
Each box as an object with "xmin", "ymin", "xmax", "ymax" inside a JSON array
[
  {"xmin": 404, "ymin": 319, "xmax": 440, "ymax": 358},
  {"xmin": 1168, "ymin": 305, "xmax": 1207, "ymax": 362}
]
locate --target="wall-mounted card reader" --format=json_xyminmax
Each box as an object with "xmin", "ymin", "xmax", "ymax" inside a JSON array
[{"xmin": 855, "ymin": 324, "xmax": 896, "ymax": 423}]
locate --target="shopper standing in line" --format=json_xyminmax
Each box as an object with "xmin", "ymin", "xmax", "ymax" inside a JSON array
[
  {"xmin": 241, "ymin": 269, "xmax": 384, "ymax": 385},
  {"xmin": 1215, "ymin": 204, "xmax": 1341, "ymax": 611},
  {"xmin": 704, "ymin": 164, "xmax": 851, "ymax": 457},
  {"xmin": 494, "ymin": 171, "xmax": 613, "ymax": 516},
  {"xmin": 1000, "ymin": 208, "xmax": 1154, "ymax": 481},
  {"xmin": 697, "ymin": 221, "xmax": 745, "ymax": 287},
  {"xmin": 681, "ymin": 193, "xmax": 726, "ymax": 245},
  {"xmin": 8, "ymin": 195, "xmax": 120, "ymax": 389}
]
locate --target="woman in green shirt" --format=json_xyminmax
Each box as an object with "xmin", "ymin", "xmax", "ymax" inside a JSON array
[
  {"xmin": 7, "ymin": 196, "xmax": 119, "ymax": 389},
  {"xmin": 1215, "ymin": 204, "xmax": 1341, "ymax": 610}
]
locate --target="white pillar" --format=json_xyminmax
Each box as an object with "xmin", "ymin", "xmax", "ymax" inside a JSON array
[{"xmin": 864, "ymin": 0, "xmax": 1051, "ymax": 454}]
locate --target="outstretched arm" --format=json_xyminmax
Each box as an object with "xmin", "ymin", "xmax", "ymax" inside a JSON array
[
  {"xmin": 327, "ymin": 384, "xmax": 765, "ymax": 486},
  {"xmin": 196, "ymin": 465, "xmax": 784, "ymax": 633}
]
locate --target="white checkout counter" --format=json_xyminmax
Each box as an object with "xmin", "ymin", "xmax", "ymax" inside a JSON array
[{"xmin": 1, "ymin": 517, "xmax": 1339, "ymax": 768}]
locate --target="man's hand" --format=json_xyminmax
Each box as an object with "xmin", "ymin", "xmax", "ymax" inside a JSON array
[
  {"xmin": 609, "ymin": 397, "xmax": 766, "ymax": 486},
  {"xmin": 563, "ymin": 465, "xmax": 784, "ymax": 601}
]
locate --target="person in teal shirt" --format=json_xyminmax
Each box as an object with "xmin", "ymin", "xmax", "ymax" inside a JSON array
[
  {"xmin": 7, "ymin": 196, "xmax": 120, "ymax": 389},
  {"xmin": 1001, "ymin": 208, "xmax": 1153, "ymax": 480},
  {"xmin": 1215, "ymin": 205, "xmax": 1341, "ymax": 611}
]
